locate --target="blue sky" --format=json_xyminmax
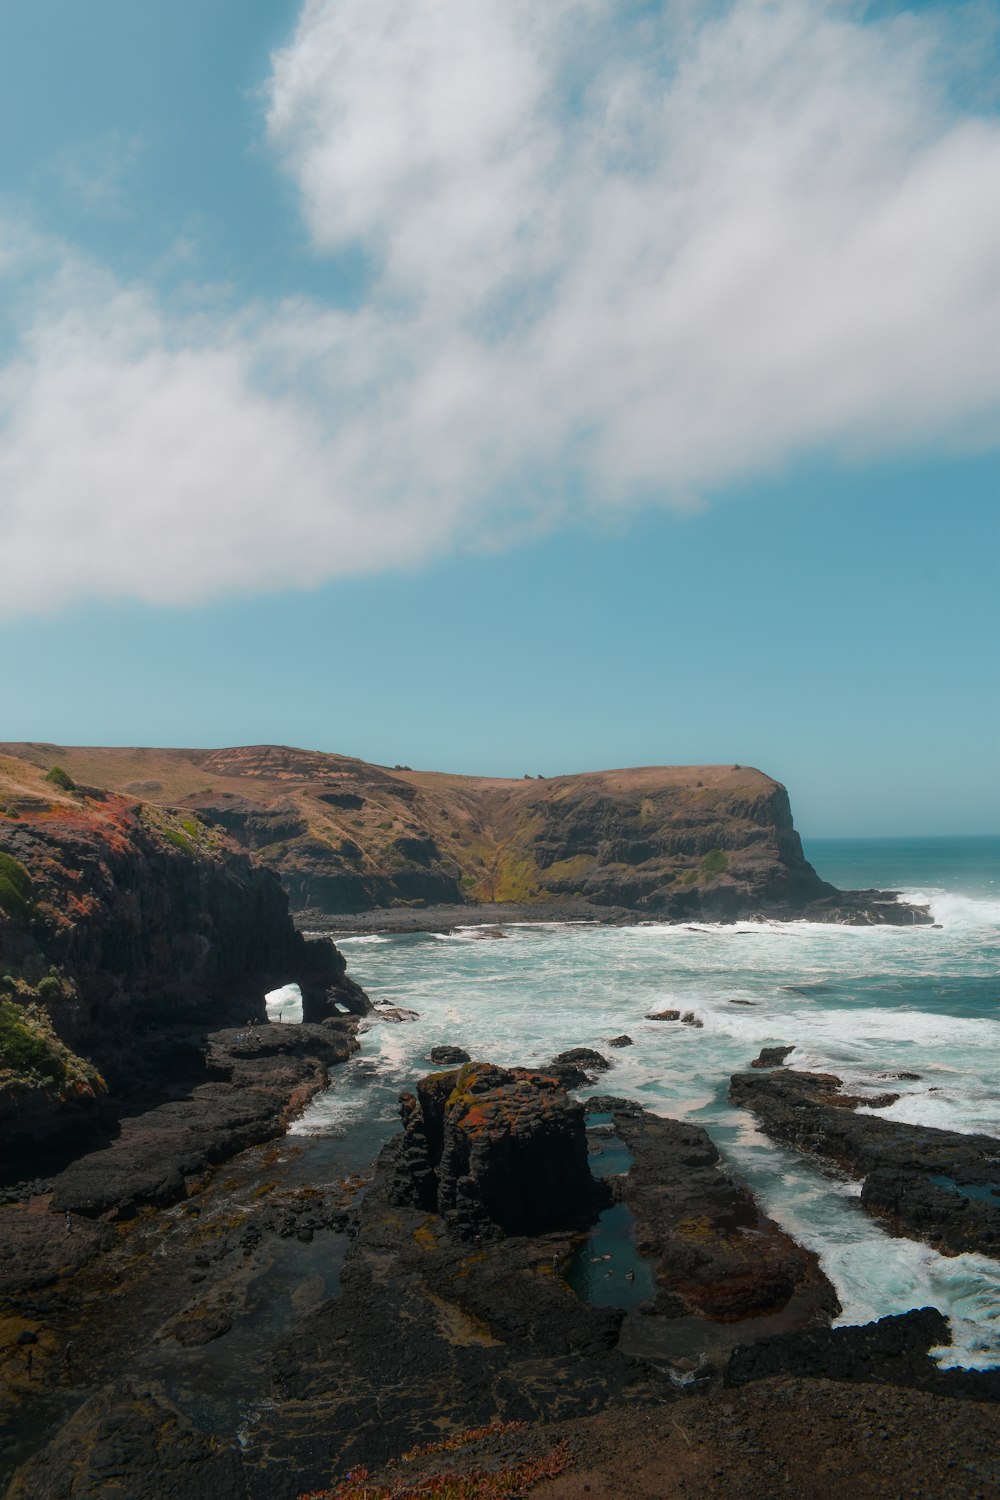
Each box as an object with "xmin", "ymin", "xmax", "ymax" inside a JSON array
[{"xmin": 0, "ymin": 0, "xmax": 997, "ymax": 836}]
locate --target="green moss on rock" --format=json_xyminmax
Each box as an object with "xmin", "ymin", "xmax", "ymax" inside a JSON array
[{"xmin": 0, "ymin": 852, "xmax": 34, "ymax": 918}]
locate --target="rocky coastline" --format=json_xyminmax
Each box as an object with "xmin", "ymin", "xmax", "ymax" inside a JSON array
[
  {"xmin": 0, "ymin": 745, "xmax": 934, "ymax": 927},
  {"xmin": 0, "ymin": 758, "xmax": 991, "ymax": 1499},
  {"xmin": 301, "ymin": 887, "xmax": 933, "ymax": 939},
  {"xmin": 3, "ymin": 1052, "xmax": 997, "ymax": 1498}
]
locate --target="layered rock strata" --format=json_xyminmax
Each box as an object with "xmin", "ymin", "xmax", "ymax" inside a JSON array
[{"xmin": 0, "ymin": 743, "xmax": 932, "ymax": 924}]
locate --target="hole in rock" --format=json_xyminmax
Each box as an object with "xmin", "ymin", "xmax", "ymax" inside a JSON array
[{"xmin": 264, "ymin": 982, "xmax": 303, "ymax": 1024}]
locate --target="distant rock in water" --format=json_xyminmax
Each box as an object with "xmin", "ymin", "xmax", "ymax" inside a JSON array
[
  {"xmin": 429, "ymin": 1045, "xmax": 471, "ymax": 1065},
  {"xmin": 751, "ymin": 1045, "xmax": 795, "ymax": 1069},
  {"xmin": 546, "ymin": 1047, "xmax": 613, "ymax": 1087},
  {"xmin": 607, "ymin": 1035, "xmax": 633, "ymax": 1048}
]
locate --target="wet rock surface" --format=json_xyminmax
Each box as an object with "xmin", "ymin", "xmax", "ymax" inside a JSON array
[
  {"xmin": 725, "ymin": 1307, "xmax": 1000, "ymax": 1399},
  {"xmin": 611, "ymin": 1107, "xmax": 839, "ymax": 1337},
  {"xmin": 545, "ymin": 1047, "xmax": 612, "ymax": 1088},
  {"xmin": 730, "ymin": 1068, "xmax": 1000, "ymax": 1257},
  {"xmin": 428, "ymin": 1045, "xmax": 471, "ymax": 1065}
]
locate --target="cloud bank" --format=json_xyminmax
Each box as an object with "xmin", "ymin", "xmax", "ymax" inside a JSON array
[{"xmin": 1, "ymin": 0, "xmax": 997, "ymax": 614}]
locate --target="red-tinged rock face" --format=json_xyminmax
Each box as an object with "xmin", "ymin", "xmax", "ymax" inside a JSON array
[{"xmin": 0, "ymin": 791, "xmax": 369, "ymax": 1163}]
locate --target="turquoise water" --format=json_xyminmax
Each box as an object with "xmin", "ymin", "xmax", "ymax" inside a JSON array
[{"xmin": 292, "ymin": 836, "xmax": 1000, "ymax": 1368}]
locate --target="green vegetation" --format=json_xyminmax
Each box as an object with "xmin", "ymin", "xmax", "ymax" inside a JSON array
[
  {"xmin": 180, "ymin": 818, "xmax": 202, "ymax": 837},
  {"xmin": 0, "ymin": 852, "xmax": 34, "ymax": 919},
  {"xmin": 491, "ymin": 853, "xmax": 542, "ymax": 903},
  {"xmin": 44, "ymin": 765, "xmax": 76, "ymax": 792},
  {"xmin": 0, "ymin": 999, "xmax": 105, "ymax": 1099},
  {"xmin": 162, "ymin": 826, "xmax": 195, "ymax": 855},
  {"xmin": 0, "ymin": 999, "xmax": 64, "ymax": 1081},
  {"xmin": 543, "ymin": 854, "xmax": 592, "ymax": 884},
  {"xmin": 700, "ymin": 848, "xmax": 729, "ymax": 878}
]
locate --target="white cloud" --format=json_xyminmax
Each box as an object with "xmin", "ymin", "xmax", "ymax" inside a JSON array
[{"xmin": 0, "ymin": 0, "xmax": 997, "ymax": 615}]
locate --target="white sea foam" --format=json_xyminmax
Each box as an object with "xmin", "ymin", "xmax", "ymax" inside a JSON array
[
  {"xmin": 292, "ymin": 901, "xmax": 1000, "ymax": 1364},
  {"xmin": 264, "ymin": 982, "xmax": 302, "ymax": 1024}
]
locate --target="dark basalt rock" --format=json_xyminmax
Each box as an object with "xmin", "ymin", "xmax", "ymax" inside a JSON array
[
  {"xmin": 0, "ymin": 796, "xmax": 370, "ymax": 1182},
  {"xmin": 391, "ymin": 1062, "xmax": 602, "ymax": 1239},
  {"xmin": 607, "ymin": 1035, "xmax": 633, "ymax": 1048},
  {"xmin": 726, "ymin": 1307, "xmax": 1000, "ymax": 1400},
  {"xmin": 613, "ymin": 1109, "xmax": 839, "ymax": 1329},
  {"xmin": 730, "ymin": 1068, "xmax": 1000, "ymax": 1258},
  {"xmin": 48, "ymin": 1023, "xmax": 358, "ymax": 1222},
  {"xmin": 751, "ymin": 1045, "xmax": 795, "ymax": 1069},
  {"xmin": 4, "ymin": 1381, "xmax": 248, "ymax": 1500},
  {"xmin": 428, "ymin": 1045, "xmax": 471, "ymax": 1065},
  {"xmin": 545, "ymin": 1047, "xmax": 612, "ymax": 1089},
  {"xmin": 646, "ymin": 1008, "xmax": 681, "ymax": 1021}
]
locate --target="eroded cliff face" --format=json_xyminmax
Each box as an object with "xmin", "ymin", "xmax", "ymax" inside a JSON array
[
  {"xmin": 0, "ymin": 761, "xmax": 368, "ymax": 1165},
  {"xmin": 0, "ymin": 744, "xmax": 929, "ymax": 923}
]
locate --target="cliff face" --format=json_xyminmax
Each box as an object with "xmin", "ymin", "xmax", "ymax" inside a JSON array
[
  {"xmin": 0, "ymin": 744, "xmax": 927, "ymax": 923},
  {"xmin": 0, "ymin": 758, "xmax": 368, "ymax": 1163}
]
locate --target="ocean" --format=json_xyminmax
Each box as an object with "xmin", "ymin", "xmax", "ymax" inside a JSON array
[{"xmin": 289, "ymin": 836, "xmax": 1000, "ymax": 1369}]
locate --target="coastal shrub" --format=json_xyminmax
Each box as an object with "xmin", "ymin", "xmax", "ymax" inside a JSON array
[
  {"xmin": 0, "ymin": 853, "xmax": 34, "ymax": 918},
  {"xmin": 44, "ymin": 765, "xmax": 76, "ymax": 792},
  {"xmin": 36, "ymin": 975, "xmax": 63, "ymax": 1004},
  {"xmin": 180, "ymin": 818, "xmax": 201, "ymax": 838}
]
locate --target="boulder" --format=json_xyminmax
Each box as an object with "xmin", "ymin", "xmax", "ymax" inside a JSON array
[
  {"xmin": 751, "ymin": 1045, "xmax": 795, "ymax": 1069},
  {"xmin": 429, "ymin": 1045, "xmax": 471, "ymax": 1065}
]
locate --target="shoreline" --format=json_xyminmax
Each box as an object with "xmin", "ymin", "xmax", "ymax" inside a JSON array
[
  {"xmin": 295, "ymin": 889, "xmax": 930, "ymax": 938},
  {"xmin": 296, "ymin": 898, "xmax": 638, "ymax": 935}
]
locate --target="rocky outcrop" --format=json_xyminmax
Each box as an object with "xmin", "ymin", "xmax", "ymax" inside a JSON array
[
  {"xmin": 0, "ymin": 782, "xmax": 369, "ymax": 1175},
  {"xmin": 48, "ymin": 1023, "xmax": 357, "ymax": 1222},
  {"xmin": 392, "ymin": 1062, "xmax": 602, "ymax": 1238},
  {"xmin": 0, "ymin": 744, "xmax": 932, "ymax": 924},
  {"xmin": 598, "ymin": 1099, "xmax": 839, "ymax": 1329},
  {"xmin": 726, "ymin": 1307, "xmax": 1000, "ymax": 1400},
  {"xmin": 730, "ymin": 1068, "xmax": 1000, "ymax": 1257}
]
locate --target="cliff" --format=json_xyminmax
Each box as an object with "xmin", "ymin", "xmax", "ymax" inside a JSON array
[
  {"xmin": 0, "ymin": 755, "xmax": 368, "ymax": 1169},
  {"xmin": 0, "ymin": 743, "xmax": 930, "ymax": 924}
]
